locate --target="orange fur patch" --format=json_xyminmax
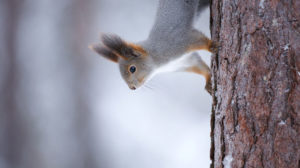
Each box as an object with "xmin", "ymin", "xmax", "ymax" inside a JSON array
[
  {"xmin": 187, "ymin": 38, "xmax": 212, "ymax": 52},
  {"xmin": 186, "ymin": 66, "xmax": 210, "ymax": 81},
  {"xmin": 127, "ymin": 43, "xmax": 147, "ymax": 56}
]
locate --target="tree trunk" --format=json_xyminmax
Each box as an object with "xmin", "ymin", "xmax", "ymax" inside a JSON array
[{"xmin": 210, "ymin": 0, "xmax": 300, "ymax": 168}]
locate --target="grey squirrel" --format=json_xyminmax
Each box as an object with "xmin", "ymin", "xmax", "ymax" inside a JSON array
[{"xmin": 89, "ymin": 0, "xmax": 216, "ymax": 94}]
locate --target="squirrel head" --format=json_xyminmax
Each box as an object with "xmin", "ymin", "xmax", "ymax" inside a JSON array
[{"xmin": 89, "ymin": 34, "xmax": 154, "ymax": 90}]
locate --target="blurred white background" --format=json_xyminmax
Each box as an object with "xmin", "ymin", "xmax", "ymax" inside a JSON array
[{"xmin": 0, "ymin": 0, "xmax": 212, "ymax": 168}]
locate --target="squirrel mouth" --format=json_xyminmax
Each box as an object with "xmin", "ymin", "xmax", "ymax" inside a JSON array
[
  {"xmin": 128, "ymin": 77, "xmax": 146, "ymax": 90},
  {"xmin": 129, "ymin": 86, "xmax": 136, "ymax": 90}
]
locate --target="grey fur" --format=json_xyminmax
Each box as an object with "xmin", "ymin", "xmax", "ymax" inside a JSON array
[{"xmin": 139, "ymin": 0, "xmax": 209, "ymax": 66}]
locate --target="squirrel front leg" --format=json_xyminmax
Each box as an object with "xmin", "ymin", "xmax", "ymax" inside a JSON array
[
  {"xmin": 187, "ymin": 29, "xmax": 218, "ymax": 53},
  {"xmin": 184, "ymin": 53, "xmax": 212, "ymax": 94},
  {"xmin": 182, "ymin": 30, "xmax": 218, "ymax": 94}
]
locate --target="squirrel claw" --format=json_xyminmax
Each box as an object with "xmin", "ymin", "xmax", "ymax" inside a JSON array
[
  {"xmin": 209, "ymin": 41, "xmax": 219, "ymax": 54},
  {"xmin": 205, "ymin": 79, "xmax": 212, "ymax": 95}
]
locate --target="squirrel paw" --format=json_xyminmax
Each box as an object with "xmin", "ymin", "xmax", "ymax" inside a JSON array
[
  {"xmin": 209, "ymin": 41, "xmax": 219, "ymax": 54},
  {"xmin": 205, "ymin": 79, "xmax": 212, "ymax": 95}
]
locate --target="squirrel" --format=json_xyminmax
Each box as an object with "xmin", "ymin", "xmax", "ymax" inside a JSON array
[{"xmin": 89, "ymin": 0, "xmax": 216, "ymax": 94}]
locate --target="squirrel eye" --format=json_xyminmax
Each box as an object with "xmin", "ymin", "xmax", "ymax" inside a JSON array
[{"xmin": 129, "ymin": 66, "xmax": 136, "ymax": 74}]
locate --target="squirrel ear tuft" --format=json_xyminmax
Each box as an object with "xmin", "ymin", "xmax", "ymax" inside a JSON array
[
  {"xmin": 101, "ymin": 34, "xmax": 128, "ymax": 56},
  {"xmin": 89, "ymin": 44, "xmax": 119, "ymax": 63},
  {"xmin": 101, "ymin": 34, "xmax": 146, "ymax": 59}
]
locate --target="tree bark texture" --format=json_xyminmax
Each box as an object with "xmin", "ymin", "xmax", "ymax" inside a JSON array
[{"xmin": 210, "ymin": 0, "xmax": 300, "ymax": 168}]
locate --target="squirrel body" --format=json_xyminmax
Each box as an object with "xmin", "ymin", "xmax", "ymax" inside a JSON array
[{"xmin": 90, "ymin": 0, "xmax": 214, "ymax": 94}]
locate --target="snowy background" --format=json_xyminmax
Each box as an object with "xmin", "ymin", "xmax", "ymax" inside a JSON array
[{"xmin": 0, "ymin": 0, "xmax": 212, "ymax": 168}]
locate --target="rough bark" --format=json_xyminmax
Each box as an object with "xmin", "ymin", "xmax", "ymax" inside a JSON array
[{"xmin": 210, "ymin": 0, "xmax": 300, "ymax": 168}]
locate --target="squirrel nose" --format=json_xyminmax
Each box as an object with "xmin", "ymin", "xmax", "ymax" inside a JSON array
[{"xmin": 130, "ymin": 86, "xmax": 136, "ymax": 90}]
